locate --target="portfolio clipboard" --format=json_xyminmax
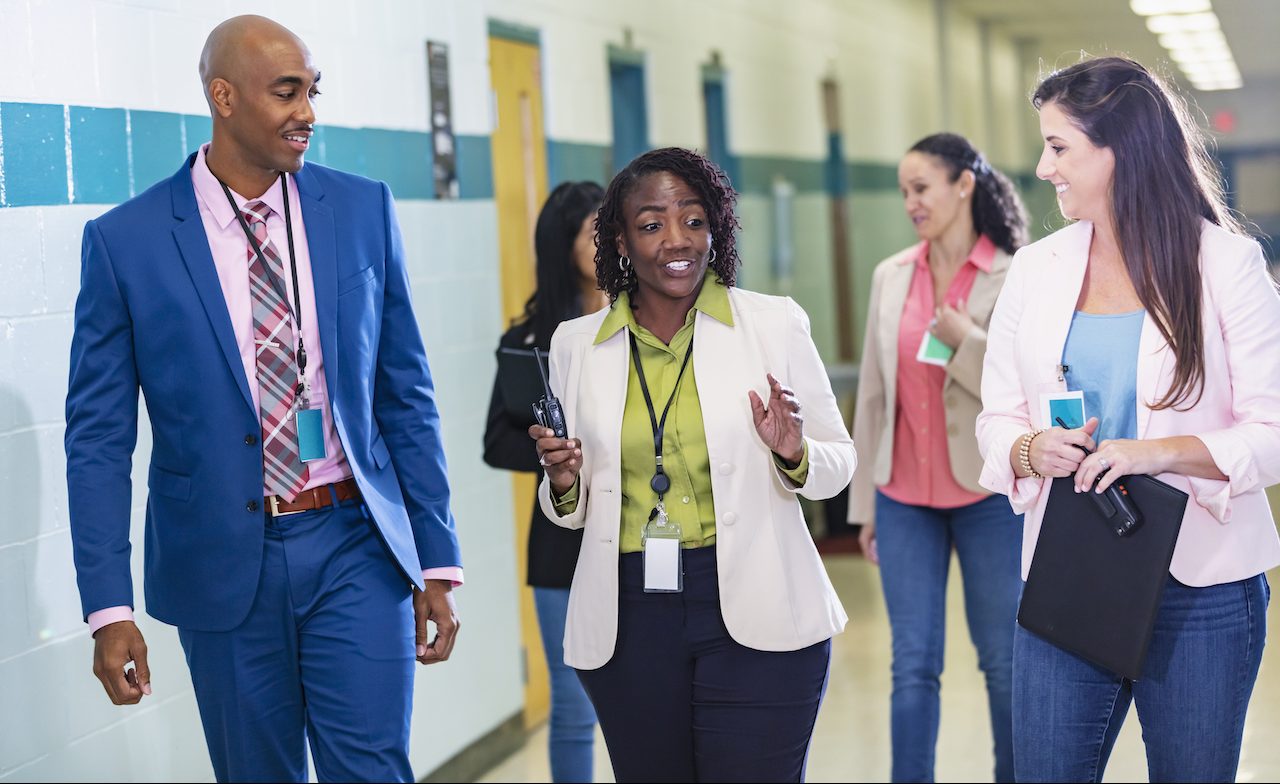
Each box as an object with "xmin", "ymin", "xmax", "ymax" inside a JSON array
[
  {"xmin": 1017, "ymin": 473, "xmax": 1188, "ymax": 680},
  {"xmin": 495, "ymin": 347, "xmax": 551, "ymax": 422}
]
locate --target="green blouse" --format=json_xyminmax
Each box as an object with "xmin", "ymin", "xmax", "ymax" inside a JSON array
[{"xmin": 555, "ymin": 277, "xmax": 809, "ymax": 553}]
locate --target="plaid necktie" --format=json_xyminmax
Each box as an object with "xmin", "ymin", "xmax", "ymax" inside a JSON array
[{"xmin": 243, "ymin": 200, "xmax": 309, "ymax": 500}]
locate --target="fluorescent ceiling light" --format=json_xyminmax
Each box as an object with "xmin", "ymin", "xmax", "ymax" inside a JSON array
[
  {"xmin": 1182, "ymin": 63, "xmax": 1240, "ymax": 81},
  {"xmin": 1191, "ymin": 79, "xmax": 1242, "ymax": 91},
  {"xmin": 1168, "ymin": 45, "xmax": 1234, "ymax": 64},
  {"xmin": 1130, "ymin": 0, "xmax": 1211, "ymax": 14},
  {"xmin": 1158, "ymin": 29, "xmax": 1227, "ymax": 49},
  {"xmin": 1145, "ymin": 12, "xmax": 1220, "ymax": 34}
]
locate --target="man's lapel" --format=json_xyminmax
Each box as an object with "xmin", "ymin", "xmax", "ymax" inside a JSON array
[{"xmin": 170, "ymin": 156, "xmax": 256, "ymax": 414}]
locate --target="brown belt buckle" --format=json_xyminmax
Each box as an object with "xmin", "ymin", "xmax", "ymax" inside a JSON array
[{"xmin": 268, "ymin": 495, "xmax": 306, "ymax": 518}]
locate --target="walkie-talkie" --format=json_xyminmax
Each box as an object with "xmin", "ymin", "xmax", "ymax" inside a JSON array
[
  {"xmin": 1055, "ymin": 417, "xmax": 1143, "ymax": 537},
  {"xmin": 531, "ymin": 347, "xmax": 568, "ymax": 439}
]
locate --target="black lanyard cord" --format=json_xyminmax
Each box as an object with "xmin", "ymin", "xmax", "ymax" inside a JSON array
[
  {"xmin": 220, "ymin": 173, "xmax": 308, "ymax": 386},
  {"xmin": 629, "ymin": 331, "xmax": 694, "ymax": 496}
]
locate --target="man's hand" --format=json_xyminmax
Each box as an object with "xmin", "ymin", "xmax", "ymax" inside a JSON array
[
  {"xmin": 93, "ymin": 620, "xmax": 151, "ymax": 705},
  {"xmin": 415, "ymin": 579, "xmax": 460, "ymax": 665}
]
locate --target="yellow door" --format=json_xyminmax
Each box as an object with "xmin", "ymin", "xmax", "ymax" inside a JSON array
[{"xmin": 488, "ymin": 33, "xmax": 551, "ymax": 728}]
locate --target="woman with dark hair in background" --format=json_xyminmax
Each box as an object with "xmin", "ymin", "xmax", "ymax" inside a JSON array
[
  {"xmin": 978, "ymin": 56, "xmax": 1280, "ymax": 782},
  {"xmin": 849, "ymin": 132, "xmax": 1028, "ymax": 782},
  {"xmin": 529, "ymin": 147, "xmax": 855, "ymax": 782},
  {"xmin": 483, "ymin": 180, "xmax": 606, "ymax": 783}
]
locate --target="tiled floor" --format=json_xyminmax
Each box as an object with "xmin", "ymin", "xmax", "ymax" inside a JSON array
[{"xmin": 478, "ymin": 556, "xmax": 1280, "ymax": 783}]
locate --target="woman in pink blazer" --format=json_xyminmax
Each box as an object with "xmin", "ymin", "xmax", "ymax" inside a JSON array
[{"xmin": 977, "ymin": 56, "xmax": 1280, "ymax": 783}]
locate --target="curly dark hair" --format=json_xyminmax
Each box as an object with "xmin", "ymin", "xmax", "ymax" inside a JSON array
[
  {"xmin": 594, "ymin": 147, "xmax": 741, "ymax": 301},
  {"xmin": 908, "ymin": 133, "xmax": 1028, "ymax": 255}
]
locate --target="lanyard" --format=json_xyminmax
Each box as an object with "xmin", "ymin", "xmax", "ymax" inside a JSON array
[
  {"xmin": 219, "ymin": 173, "xmax": 309, "ymax": 401},
  {"xmin": 628, "ymin": 331, "xmax": 694, "ymax": 499}
]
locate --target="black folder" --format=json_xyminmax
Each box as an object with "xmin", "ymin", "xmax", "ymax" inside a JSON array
[
  {"xmin": 495, "ymin": 346, "xmax": 550, "ymax": 421},
  {"xmin": 1017, "ymin": 473, "xmax": 1188, "ymax": 680}
]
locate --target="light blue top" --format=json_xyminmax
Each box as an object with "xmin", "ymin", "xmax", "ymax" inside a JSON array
[{"xmin": 1062, "ymin": 310, "xmax": 1145, "ymax": 444}]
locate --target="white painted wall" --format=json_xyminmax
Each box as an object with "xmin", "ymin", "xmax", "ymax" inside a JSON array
[{"xmin": 0, "ymin": 1, "xmax": 521, "ymax": 781}]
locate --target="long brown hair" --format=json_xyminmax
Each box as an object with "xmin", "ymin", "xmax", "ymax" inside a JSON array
[{"xmin": 1033, "ymin": 56, "xmax": 1243, "ymax": 410}]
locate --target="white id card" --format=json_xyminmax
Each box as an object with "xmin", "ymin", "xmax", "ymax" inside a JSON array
[
  {"xmin": 1039, "ymin": 390, "xmax": 1086, "ymax": 430},
  {"xmin": 644, "ymin": 538, "xmax": 681, "ymax": 592}
]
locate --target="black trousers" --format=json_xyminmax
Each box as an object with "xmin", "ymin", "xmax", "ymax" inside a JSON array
[{"xmin": 576, "ymin": 546, "xmax": 831, "ymax": 783}]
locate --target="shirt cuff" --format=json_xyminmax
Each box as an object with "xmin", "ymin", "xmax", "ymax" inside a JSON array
[
  {"xmin": 553, "ymin": 478, "xmax": 581, "ymax": 515},
  {"xmin": 88, "ymin": 606, "xmax": 135, "ymax": 637},
  {"xmin": 422, "ymin": 567, "xmax": 464, "ymax": 587},
  {"xmin": 774, "ymin": 442, "xmax": 811, "ymax": 485}
]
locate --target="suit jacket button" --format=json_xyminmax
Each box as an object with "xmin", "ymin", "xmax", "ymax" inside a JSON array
[
  {"xmin": 719, "ymin": 463, "xmax": 733, "ymax": 475},
  {"xmin": 723, "ymin": 512, "xmax": 737, "ymax": 525},
  {"xmin": 244, "ymin": 434, "xmax": 257, "ymax": 446},
  {"xmin": 246, "ymin": 500, "xmax": 260, "ymax": 512}
]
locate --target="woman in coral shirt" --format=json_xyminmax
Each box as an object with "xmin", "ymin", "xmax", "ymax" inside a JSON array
[{"xmin": 849, "ymin": 132, "xmax": 1028, "ymax": 782}]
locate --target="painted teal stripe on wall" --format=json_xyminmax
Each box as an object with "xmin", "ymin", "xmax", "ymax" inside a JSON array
[
  {"xmin": 363, "ymin": 128, "xmax": 433, "ymax": 199},
  {"xmin": 0, "ymin": 102, "xmax": 495, "ymax": 208},
  {"xmin": 737, "ymin": 155, "xmax": 825, "ymax": 194},
  {"xmin": 0, "ymin": 101, "xmax": 1017, "ymax": 209},
  {"xmin": 0, "ymin": 103, "xmax": 68, "ymax": 207},
  {"xmin": 70, "ymin": 106, "xmax": 129, "ymax": 203},
  {"xmin": 547, "ymin": 140, "xmax": 610, "ymax": 187},
  {"xmin": 456, "ymin": 135, "xmax": 493, "ymax": 199},
  {"xmin": 131, "ymin": 110, "xmax": 186, "ymax": 193}
]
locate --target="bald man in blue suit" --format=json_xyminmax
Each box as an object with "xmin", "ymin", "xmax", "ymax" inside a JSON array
[{"xmin": 65, "ymin": 16, "xmax": 462, "ymax": 782}]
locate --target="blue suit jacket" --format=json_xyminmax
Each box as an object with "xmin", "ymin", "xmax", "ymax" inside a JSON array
[{"xmin": 66, "ymin": 155, "xmax": 461, "ymax": 631}]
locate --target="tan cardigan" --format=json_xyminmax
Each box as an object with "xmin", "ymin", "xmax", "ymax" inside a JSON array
[{"xmin": 847, "ymin": 243, "xmax": 1011, "ymax": 524}]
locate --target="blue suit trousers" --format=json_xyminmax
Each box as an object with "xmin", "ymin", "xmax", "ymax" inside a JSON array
[{"xmin": 177, "ymin": 496, "xmax": 415, "ymax": 782}]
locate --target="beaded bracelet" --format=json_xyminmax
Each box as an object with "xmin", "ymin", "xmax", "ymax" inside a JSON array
[{"xmin": 1019, "ymin": 429, "xmax": 1046, "ymax": 479}]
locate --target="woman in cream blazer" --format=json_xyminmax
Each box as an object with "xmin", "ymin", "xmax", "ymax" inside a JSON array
[
  {"xmin": 848, "ymin": 133, "xmax": 1028, "ymax": 783},
  {"xmin": 531, "ymin": 148, "xmax": 855, "ymax": 783},
  {"xmin": 977, "ymin": 57, "xmax": 1280, "ymax": 782}
]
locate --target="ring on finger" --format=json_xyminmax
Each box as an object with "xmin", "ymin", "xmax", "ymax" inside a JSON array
[{"xmin": 1099, "ymin": 457, "xmax": 1110, "ymax": 469}]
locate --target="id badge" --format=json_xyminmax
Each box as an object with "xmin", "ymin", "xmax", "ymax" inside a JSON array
[
  {"xmin": 296, "ymin": 407, "xmax": 327, "ymax": 462},
  {"xmin": 916, "ymin": 323, "xmax": 954, "ymax": 366},
  {"xmin": 642, "ymin": 502, "xmax": 683, "ymax": 593},
  {"xmin": 1039, "ymin": 390, "xmax": 1086, "ymax": 431}
]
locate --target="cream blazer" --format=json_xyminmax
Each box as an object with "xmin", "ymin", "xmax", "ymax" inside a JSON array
[
  {"xmin": 538, "ymin": 287, "xmax": 855, "ymax": 670},
  {"xmin": 977, "ymin": 219, "xmax": 1280, "ymax": 586},
  {"xmin": 847, "ymin": 243, "xmax": 1012, "ymax": 524}
]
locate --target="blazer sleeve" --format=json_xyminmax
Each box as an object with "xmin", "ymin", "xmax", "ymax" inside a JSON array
[
  {"xmin": 1186, "ymin": 239, "xmax": 1280, "ymax": 521},
  {"xmin": 946, "ymin": 324, "xmax": 988, "ymax": 398},
  {"xmin": 537, "ymin": 325, "xmax": 587, "ymax": 529},
  {"xmin": 777, "ymin": 297, "xmax": 857, "ymax": 501},
  {"xmin": 848, "ymin": 264, "xmax": 886, "ymax": 524},
  {"xmin": 65, "ymin": 219, "xmax": 141, "ymax": 621},
  {"xmin": 975, "ymin": 248, "xmax": 1044, "ymax": 513},
  {"xmin": 371, "ymin": 183, "xmax": 462, "ymax": 570}
]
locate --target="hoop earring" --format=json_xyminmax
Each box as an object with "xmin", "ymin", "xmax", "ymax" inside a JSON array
[
  {"xmin": 618, "ymin": 255, "xmax": 632, "ymax": 275},
  {"xmin": 709, "ymin": 248, "xmax": 718, "ymax": 264}
]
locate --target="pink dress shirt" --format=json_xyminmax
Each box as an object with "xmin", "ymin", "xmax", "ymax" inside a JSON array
[
  {"xmin": 880, "ymin": 236, "xmax": 995, "ymax": 509},
  {"xmin": 88, "ymin": 146, "xmax": 460, "ymax": 636}
]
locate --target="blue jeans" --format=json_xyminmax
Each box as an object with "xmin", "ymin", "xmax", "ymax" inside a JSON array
[
  {"xmin": 1014, "ymin": 573, "xmax": 1270, "ymax": 783},
  {"xmin": 534, "ymin": 587, "xmax": 597, "ymax": 783},
  {"xmin": 875, "ymin": 491, "xmax": 1023, "ymax": 783}
]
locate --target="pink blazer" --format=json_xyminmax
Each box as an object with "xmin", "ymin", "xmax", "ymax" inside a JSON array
[{"xmin": 976, "ymin": 219, "xmax": 1280, "ymax": 586}]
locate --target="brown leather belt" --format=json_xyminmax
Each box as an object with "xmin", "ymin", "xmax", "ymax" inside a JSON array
[{"xmin": 267, "ymin": 478, "xmax": 361, "ymax": 517}]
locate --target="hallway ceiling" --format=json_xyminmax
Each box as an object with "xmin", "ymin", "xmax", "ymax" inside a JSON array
[{"xmin": 949, "ymin": 0, "xmax": 1280, "ymax": 86}]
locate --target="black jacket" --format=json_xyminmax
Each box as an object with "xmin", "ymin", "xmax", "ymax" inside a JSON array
[{"xmin": 483, "ymin": 320, "xmax": 584, "ymax": 588}]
